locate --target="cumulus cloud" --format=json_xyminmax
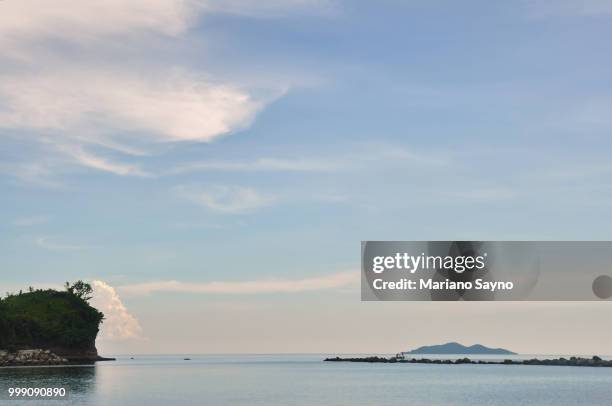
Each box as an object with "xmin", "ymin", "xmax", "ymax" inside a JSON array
[
  {"xmin": 91, "ymin": 280, "xmax": 143, "ymax": 341},
  {"xmin": 118, "ymin": 271, "xmax": 358, "ymax": 296},
  {"xmin": 175, "ymin": 185, "xmax": 278, "ymax": 213}
]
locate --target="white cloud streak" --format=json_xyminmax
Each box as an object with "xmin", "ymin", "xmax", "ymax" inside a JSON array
[
  {"xmin": 175, "ymin": 185, "xmax": 278, "ymax": 213},
  {"xmin": 13, "ymin": 215, "xmax": 49, "ymax": 227},
  {"xmin": 171, "ymin": 157, "xmax": 341, "ymax": 174},
  {"xmin": 91, "ymin": 280, "xmax": 143, "ymax": 341},
  {"xmin": 169, "ymin": 144, "xmax": 447, "ymax": 175},
  {"xmin": 56, "ymin": 145, "xmax": 152, "ymax": 178},
  {"xmin": 0, "ymin": 0, "xmax": 197, "ymax": 43},
  {"xmin": 117, "ymin": 271, "xmax": 358, "ymax": 296},
  {"xmin": 444, "ymin": 187, "xmax": 517, "ymax": 202},
  {"xmin": 201, "ymin": 0, "xmax": 337, "ymax": 18},
  {"xmin": 0, "ymin": 160, "xmax": 66, "ymax": 189},
  {"xmin": 0, "ymin": 69, "xmax": 263, "ymax": 144},
  {"xmin": 526, "ymin": 0, "xmax": 612, "ymax": 17},
  {"xmin": 0, "ymin": 0, "xmax": 304, "ymax": 179},
  {"xmin": 35, "ymin": 236, "xmax": 88, "ymax": 252},
  {"xmin": 0, "ymin": 0, "xmax": 333, "ymax": 46}
]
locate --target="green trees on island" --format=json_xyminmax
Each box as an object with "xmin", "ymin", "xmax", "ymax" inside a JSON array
[
  {"xmin": 64, "ymin": 280, "xmax": 94, "ymax": 301},
  {"xmin": 0, "ymin": 281, "xmax": 103, "ymax": 352}
]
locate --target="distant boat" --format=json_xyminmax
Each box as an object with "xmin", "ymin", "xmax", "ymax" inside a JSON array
[
  {"xmin": 398, "ymin": 342, "xmax": 515, "ymax": 357},
  {"xmin": 183, "ymin": 358, "xmax": 191, "ymax": 360}
]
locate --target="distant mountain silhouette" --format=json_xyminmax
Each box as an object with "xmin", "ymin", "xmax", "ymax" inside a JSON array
[{"xmin": 406, "ymin": 342, "xmax": 515, "ymax": 355}]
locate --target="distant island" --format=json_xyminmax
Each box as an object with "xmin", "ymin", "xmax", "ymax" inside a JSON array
[
  {"xmin": 405, "ymin": 342, "xmax": 515, "ymax": 355},
  {"xmin": 0, "ymin": 281, "xmax": 114, "ymax": 366},
  {"xmin": 325, "ymin": 342, "xmax": 611, "ymax": 368}
]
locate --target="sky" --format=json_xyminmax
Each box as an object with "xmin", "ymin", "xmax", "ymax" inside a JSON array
[{"xmin": 1, "ymin": 0, "xmax": 612, "ymax": 355}]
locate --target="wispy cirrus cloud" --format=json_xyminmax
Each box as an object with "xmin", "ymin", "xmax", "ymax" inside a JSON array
[
  {"xmin": 170, "ymin": 143, "xmax": 448, "ymax": 212},
  {"xmin": 175, "ymin": 185, "xmax": 278, "ymax": 213},
  {"xmin": 201, "ymin": 0, "xmax": 337, "ymax": 18},
  {"xmin": 168, "ymin": 144, "xmax": 447, "ymax": 175},
  {"xmin": 35, "ymin": 236, "xmax": 89, "ymax": 252},
  {"xmin": 170, "ymin": 157, "xmax": 341, "ymax": 174},
  {"xmin": 13, "ymin": 215, "xmax": 49, "ymax": 227},
  {"xmin": 443, "ymin": 187, "xmax": 518, "ymax": 202},
  {"xmin": 0, "ymin": 67, "xmax": 268, "ymax": 179},
  {"xmin": 0, "ymin": 0, "xmax": 327, "ymax": 181},
  {"xmin": 117, "ymin": 271, "xmax": 358, "ymax": 296},
  {"xmin": 0, "ymin": 0, "xmax": 334, "ymax": 47},
  {"xmin": 0, "ymin": 0, "xmax": 197, "ymax": 44},
  {"xmin": 0, "ymin": 1, "xmax": 446, "ymax": 188},
  {"xmin": 0, "ymin": 69, "xmax": 265, "ymax": 145},
  {"xmin": 57, "ymin": 145, "xmax": 153, "ymax": 178},
  {"xmin": 0, "ymin": 159, "xmax": 66, "ymax": 189},
  {"xmin": 526, "ymin": 0, "xmax": 612, "ymax": 17}
]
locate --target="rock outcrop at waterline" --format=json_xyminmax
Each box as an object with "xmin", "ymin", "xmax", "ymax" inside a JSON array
[
  {"xmin": 0, "ymin": 349, "xmax": 68, "ymax": 366},
  {"xmin": 324, "ymin": 356, "xmax": 612, "ymax": 367}
]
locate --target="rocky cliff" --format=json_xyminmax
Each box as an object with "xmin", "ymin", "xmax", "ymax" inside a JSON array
[{"xmin": 0, "ymin": 283, "xmax": 111, "ymax": 364}]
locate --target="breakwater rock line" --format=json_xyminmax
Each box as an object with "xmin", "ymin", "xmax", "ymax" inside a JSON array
[{"xmin": 324, "ymin": 356, "xmax": 612, "ymax": 367}]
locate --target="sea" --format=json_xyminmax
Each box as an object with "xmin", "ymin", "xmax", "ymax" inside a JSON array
[{"xmin": 1, "ymin": 354, "xmax": 612, "ymax": 405}]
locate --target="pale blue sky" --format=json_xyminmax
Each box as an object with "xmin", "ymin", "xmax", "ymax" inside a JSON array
[{"xmin": 1, "ymin": 0, "xmax": 612, "ymax": 353}]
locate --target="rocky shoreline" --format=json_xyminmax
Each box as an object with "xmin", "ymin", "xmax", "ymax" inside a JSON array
[
  {"xmin": 1, "ymin": 349, "xmax": 68, "ymax": 366},
  {"xmin": 324, "ymin": 356, "xmax": 612, "ymax": 367},
  {"xmin": 0, "ymin": 349, "xmax": 115, "ymax": 367}
]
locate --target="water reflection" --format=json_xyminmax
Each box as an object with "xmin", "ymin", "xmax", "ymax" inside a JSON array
[
  {"xmin": 2, "ymin": 356, "xmax": 612, "ymax": 406},
  {"xmin": 0, "ymin": 365, "xmax": 96, "ymax": 404}
]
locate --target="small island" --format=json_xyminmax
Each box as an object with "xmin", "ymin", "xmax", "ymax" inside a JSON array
[
  {"xmin": 406, "ymin": 342, "xmax": 515, "ymax": 355},
  {"xmin": 0, "ymin": 281, "xmax": 114, "ymax": 367}
]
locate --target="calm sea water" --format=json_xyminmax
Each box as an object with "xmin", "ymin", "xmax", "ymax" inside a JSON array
[{"xmin": 1, "ymin": 354, "xmax": 612, "ymax": 405}]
